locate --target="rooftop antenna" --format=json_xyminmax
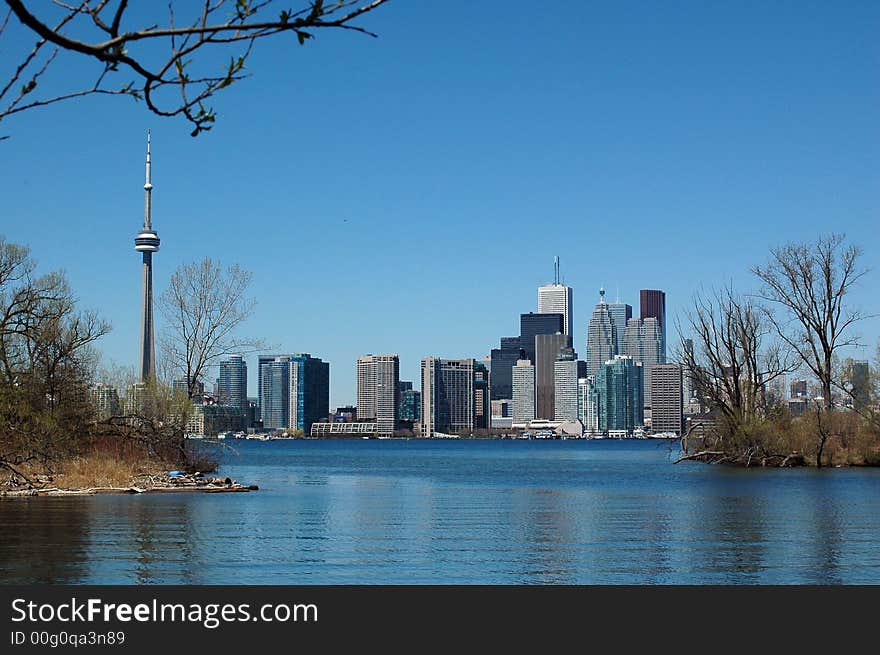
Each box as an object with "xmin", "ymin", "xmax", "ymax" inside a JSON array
[{"xmin": 554, "ymin": 255, "xmax": 559, "ymax": 285}]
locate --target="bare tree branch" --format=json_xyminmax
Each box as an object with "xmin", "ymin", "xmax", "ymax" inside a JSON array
[{"xmin": 1, "ymin": 0, "xmax": 392, "ymax": 137}]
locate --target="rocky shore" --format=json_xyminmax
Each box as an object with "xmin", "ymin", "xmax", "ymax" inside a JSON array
[{"xmin": 0, "ymin": 471, "xmax": 258, "ymax": 497}]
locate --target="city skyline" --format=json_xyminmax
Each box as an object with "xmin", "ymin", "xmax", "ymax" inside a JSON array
[{"xmin": 1, "ymin": 2, "xmax": 877, "ymax": 406}]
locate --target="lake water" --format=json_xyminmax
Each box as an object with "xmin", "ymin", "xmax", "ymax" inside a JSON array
[{"xmin": 2, "ymin": 439, "xmax": 879, "ymax": 584}]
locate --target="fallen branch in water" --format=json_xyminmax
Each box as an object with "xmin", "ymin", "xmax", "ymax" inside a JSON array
[{"xmin": 674, "ymin": 450, "xmax": 726, "ymax": 464}]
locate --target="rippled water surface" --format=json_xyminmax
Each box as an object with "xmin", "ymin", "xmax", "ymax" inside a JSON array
[{"xmin": 2, "ymin": 439, "xmax": 880, "ymax": 584}]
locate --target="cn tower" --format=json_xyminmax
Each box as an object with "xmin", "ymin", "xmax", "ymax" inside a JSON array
[{"xmin": 134, "ymin": 131, "xmax": 160, "ymax": 382}]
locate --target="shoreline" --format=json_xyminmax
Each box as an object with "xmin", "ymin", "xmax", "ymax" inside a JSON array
[{"xmin": 0, "ymin": 471, "xmax": 258, "ymax": 498}]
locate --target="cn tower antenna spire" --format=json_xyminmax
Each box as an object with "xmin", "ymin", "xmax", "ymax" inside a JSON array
[
  {"xmin": 144, "ymin": 129, "xmax": 153, "ymax": 230},
  {"xmin": 554, "ymin": 255, "xmax": 559, "ymax": 285}
]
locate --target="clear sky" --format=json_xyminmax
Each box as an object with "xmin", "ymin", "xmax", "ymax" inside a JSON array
[{"xmin": 1, "ymin": 1, "xmax": 878, "ymax": 407}]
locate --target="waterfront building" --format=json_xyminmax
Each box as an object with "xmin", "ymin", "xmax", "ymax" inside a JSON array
[
  {"xmin": 421, "ymin": 358, "xmax": 474, "ymax": 436},
  {"xmin": 398, "ymin": 382, "xmax": 422, "ymax": 422},
  {"xmin": 594, "ymin": 355, "xmax": 644, "ymax": 436},
  {"xmin": 577, "ymin": 377, "xmax": 598, "ymax": 434},
  {"xmin": 186, "ymin": 402, "xmax": 245, "ymax": 437},
  {"xmin": 289, "ymin": 354, "xmax": 330, "ymax": 435},
  {"xmin": 333, "ymin": 405, "xmax": 358, "ymax": 422},
  {"xmin": 246, "ymin": 397, "xmax": 260, "ymax": 429},
  {"xmin": 622, "ymin": 316, "xmax": 664, "ymax": 409},
  {"xmin": 474, "ymin": 361, "xmax": 490, "ymax": 429},
  {"xmin": 538, "ymin": 257, "xmax": 573, "ymax": 336},
  {"xmin": 357, "ymin": 354, "xmax": 400, "ymax": 435},
  {"xmin": 607, "ymin": 300, "xmax": 632, "ymax": 355},
  {"xmin": 681, "ymin": 338, "xmax": 697, "ymax": 408},
  {"xmin": 639, "ymin": 289, "xmax": 667, "ymax": 357},
  {"xmin": 512, "ymin": 359, "xmax": 536, "ymax": 423},
  {"xmin": 259, "ymin": 356, "xmax": 290, "ymax": 430},
  {"xmin": 585, "ymin": 289, "xmax": 616, "ymax": 377},
  {"xmin": 535, "ymin": 332, "xmax": 572, "ymax": 420},
  {"xmin": 490, "ymin": 336, "xmax": 525, "ymax": 400},
  {"xmin": 134, "ymin": 131, "xmax": 160, "ymax": 382},
  {"xmin": 554, "ymin": 346, "xmax": 579, "ymax": 421},
  {"xmin": 650, "ymin": 364, "xmax": 683, "ymax": 435},
  {"xmin": 218, "ymin": 355, "xmax": 248, "ymax": 415},
  {"xmin": 90, "ymin": 383, "xmax": 120, "ymax": 420},
  {"xmin": 312, "ymin": 422, "xmax": 378, "ymax": 437}
]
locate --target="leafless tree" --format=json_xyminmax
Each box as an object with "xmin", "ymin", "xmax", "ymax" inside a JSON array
[
  {"xmin": 752, "ymin": 234, "xmax": 869, "ymax": 412},
  {"xmin": 680, "ymin": 284, "xmax": 796, "ymax": 440},
  {"xmin": 158, "ymin": 258, "xmax": 263, "ymax": 398},
  {"xmin": 0, "ymin": 236, "xmax": 109, "ymax": 484},
  {"xmin": 0, "ymin": 0, "xmax": 391, "ymax": 137}
]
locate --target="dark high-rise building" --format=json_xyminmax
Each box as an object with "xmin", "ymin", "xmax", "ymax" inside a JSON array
[
  {"xmin": 257, "ymin": 353, "xmax": 328, "ymax": 433},
  {"xmin": 790, "ymin": 379, "xmax": 808, "ymax": 399},
  {"xmin": 474, "ymin": 361, "xmax": 490, "ymax": 429},
  {"xmin": 534, "ymin": 332, "xmax": 572, "ymax": 420},
  {"xmin": 594, "ymin": 355, "xmax": 644, "ymax": 436},
  {"xmin": 490, "ymin": 337, "xmax": 525, "ymax": 400},
  {"xmin": 289, "ymin": 354, "xmax": 330, "ymax": 435},
  {"xmin": 218, "ymin": 355, "xmax": 248, "ymax": 415},
  {"xmin": 246, "ymin": 397, "xmax": 260, "ymax": 429},
  {"xmin": 639, "ymin": 289, "xmax": 667, "ymax": 355},
  {"xmin": 520, "ymin": 312, "xmax": 565, "ymax": 362},
  {"xmin": 398, "ymin": 381, "xmax": 421, "ymax": 422},
  {"xmin": 851, "ymin": 360, "xmax": 870, "ymax": 412}
]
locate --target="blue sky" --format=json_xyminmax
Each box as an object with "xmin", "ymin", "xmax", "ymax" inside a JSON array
[{"xmin": 1, "ymin": 1, "xmax": 878, "ymax": 406}]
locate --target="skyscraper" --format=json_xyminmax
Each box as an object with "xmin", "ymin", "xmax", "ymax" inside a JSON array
[
  {"xmin": 520, "ymin": 312, "xmax": 565, "ymax": 362},
  {"xmin": 474, "ymin": 361, "xmax": 490, "ymax": 429},
  {"xmin": 490, "ymin": 337, "xmax": 525, "ymax": 400},
  {"xmin": 357, "ymin": 354, "xmax": 399, "ymax": 435},
  {"xmin": 650, "ymin": 364, "xmax": 683, "ymax": 435},
  {"xmin": 289, "ymin": 354, "xmax": 330, "ymax": 435},
  {"xmin": 639, "ymin": 289, "xmax": 667, "ymax": 356},
  {"xmin": 218, "ymin": 355, "xmax": 248, "ymax": 416},
  {"xmin": 622, "ymin": 317, "xmax": 664, "ymax": 408},
  {"xmin": 421, "ymin": 358, "xmax": 474, "ymax": 436},
  {"xmin": 594, "ymin": 355, "xmax": 644, "ymax": 436},
  {"xmin": 259, "ymin": 356, "xmax": 290, "ymax": 430},
  {"xmin": 585, "ymin": 289, "xmax": 615, "ymax": 377},
  {"xmin": 90, "ymin": 383, "xmax": 120, "ymax": 421},
  {"xmin": 398, "ymin": 382, "xmax": 422, "ymax": 422},
  {"xmin": 134, "ymin": 131, "xmax": 160, "ymax": 382},
  {"xmin": 851, "ymin": 360, "xmax": 870, "ymax": 412},
  {"xmin": 554, "ymin": 346, "xmax": 579, "ymax": 421},
  {"xmin": 538, "ymin": 256, "xmax": 573, "ymax": 336},
  {"xmin": 535, "ymin": 332, "xmax": 572, "ymax": 420},
  {"xmin": 607, "ymin": 300, "xmax": 632, "ymax": 355},
  {"xmin": 578, "ymin": 377, "xmax": 598, "ymax": 434},
  {"xmin": 512, "ymin": 359, "xmax": 536, "ymax": 423}
]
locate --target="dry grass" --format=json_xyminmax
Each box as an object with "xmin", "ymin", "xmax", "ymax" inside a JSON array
[
  {"xmin": 52, "ymin": 452, "xmax": 167, "ymax": 489},
  {"xmin": 37, "ymin": 437, "xmax": 174, "ymax": 490}
]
